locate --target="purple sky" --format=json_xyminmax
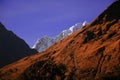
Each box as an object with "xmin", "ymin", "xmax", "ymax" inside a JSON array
[{"xmin": 0, "ymin": 0, "xmax": 114, "ymax": 47}]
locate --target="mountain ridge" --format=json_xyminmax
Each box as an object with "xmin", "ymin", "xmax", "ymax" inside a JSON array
[
  {"xmin": 0, "ymin": 22, "xmax": 37, "ymax": 68},
  {"xmin": 33, "ymin": 21, "xmax": 87, "ymax": 52}
]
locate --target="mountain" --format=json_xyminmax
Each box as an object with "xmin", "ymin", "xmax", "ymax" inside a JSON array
[
  {"xmin": 33, "ymin": 21, "xmax": 87, "ymax": 52},
  {"xmin": 0, "ymin": 23, "xmax": 37, "ymax": 68},
  {"xmin": 0, "ymin": 1, "xmax": 120, "ymax": 80}
]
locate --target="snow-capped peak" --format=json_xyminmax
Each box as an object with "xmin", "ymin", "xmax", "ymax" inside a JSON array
[
  {"xmin": 32, "ymin": 21, "xmax": 87, "ymax": 52},
  {"xmin": 69, "ymin": 21, "xmax": 87, "ymax": 32},
  {"xmin": 82, "ymin": 21, "xmax": 87, "ymax": 26}
]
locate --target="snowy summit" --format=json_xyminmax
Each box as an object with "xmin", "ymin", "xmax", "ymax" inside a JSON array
[{"xmin": 32, "ymin": 21, "xmax": 87, "ymax": 52}]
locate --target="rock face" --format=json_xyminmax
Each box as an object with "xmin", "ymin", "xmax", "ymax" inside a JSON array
[
  {"xmin": 0, "ymin": 1, "xmax": 120, "ymax": 80},
  {"xmin": 33, "ymin": 22, "xmax": 87, "ymax": 52},
  {"xmin": 0, "ymin": 23, "xmax": 37, "ymax": 68}
]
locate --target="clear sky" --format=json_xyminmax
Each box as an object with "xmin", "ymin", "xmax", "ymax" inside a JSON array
[{"xmin": 0, "ymin": 0, "xmax": 114, "ymax": 47}]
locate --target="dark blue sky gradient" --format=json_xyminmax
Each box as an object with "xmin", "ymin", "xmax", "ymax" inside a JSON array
[{"xmin": 0, "ymin": 0, "xmax": 114, "ymax": 47}]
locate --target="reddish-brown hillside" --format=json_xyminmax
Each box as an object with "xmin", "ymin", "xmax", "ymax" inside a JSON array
[{"xmin": 0, "ymin": 1, "xmax": 120, "ymax": 80}]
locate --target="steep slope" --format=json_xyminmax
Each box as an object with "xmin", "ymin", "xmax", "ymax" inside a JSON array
[
  {"xmin": 0, "ymin": 23, "xmax": 37, "ymax": 68},
  {"xmin": 0, "ymin": 1, "xmax": 120, "ymax": 80},
  {"xmin": 33, "ymin": 22, "xmax": 87, "ymax": 52}
]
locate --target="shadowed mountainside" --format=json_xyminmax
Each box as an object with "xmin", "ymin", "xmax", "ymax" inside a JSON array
[
  {"xmin": 0, "ymin": 23, "xmax": 37, "ymax": 68},
  {"xmin": 0, "ymin": 1, "xmax": 120, "ymax": 80}
]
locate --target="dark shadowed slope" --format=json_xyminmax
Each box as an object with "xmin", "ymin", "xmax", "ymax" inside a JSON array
[
  {"xmin": 0, "ymin": 1, "xmax": 120, "ymax": 80},
  {"xmin": 0, "ymin": 23, "xmax": 37, "ymax": 68}
]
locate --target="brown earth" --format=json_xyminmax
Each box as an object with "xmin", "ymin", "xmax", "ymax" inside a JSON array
[{"xmin": 0, "ymin": 1, "xmax": 120, "ymax": 80}]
